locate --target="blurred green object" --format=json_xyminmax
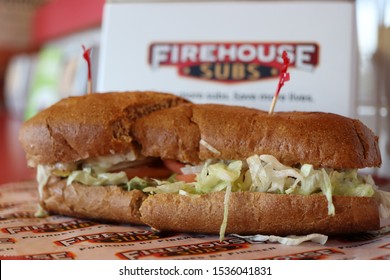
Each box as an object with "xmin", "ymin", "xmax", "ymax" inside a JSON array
[{"xmin": 24, "ymin": 46, "xmax": 62, "ymax": 120}]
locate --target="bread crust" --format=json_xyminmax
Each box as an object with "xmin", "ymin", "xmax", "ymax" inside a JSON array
[
  {"xmin": 133, "ymin": 104, "xmax": 381, "ymax": 169},
  {"xmin": 41, "ymin": 179, "xmax": 147, "ymax": 225},
  {"xmin": 19, "ymin": 91, "xmax": 189, "ymax": 166},
  {"xmin": 139, "ymin": 192, "xmax": 380, "ymax": 235}
]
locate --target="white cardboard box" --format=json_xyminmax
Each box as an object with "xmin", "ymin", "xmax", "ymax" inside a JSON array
[{"xmin": 98, "ymin": 0, "xmax": 357, "ymax": 117}]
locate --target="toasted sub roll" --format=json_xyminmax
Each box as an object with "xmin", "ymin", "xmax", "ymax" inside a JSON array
[
  {"xmin": 132, "ymin": 103, "xmax": 381, "ymax": 169},
  {"xmin": 139, "ymin": 192, "xmax": 380, "ymax": 235},
  {"xmin": 19, "ymin": 91, "xmax": 189, "ymax": 167},
  {"xmin": 42, "ymin": 179, "xmax": 147, "ymax": 225}
]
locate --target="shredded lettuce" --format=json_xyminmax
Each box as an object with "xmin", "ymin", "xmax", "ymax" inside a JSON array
[
  {"xmin": 330, "ymin": 169, "xmax": 375, "ymax": 197},
  {"xmin": 246, "ymin": 155, "xmax": 378, "ymax": 216},
  {"xmin": 195, "ymin": 160, "xmax": 244, "ymax": 193},
  {"xmin": 247, "ymin": 155, "xmax": 303, "ymax": 193},
  {"xmin": 66, "ymin": 168, "xmax": 128, "ymax": 186},
  {"xmin": 320, "ymin": 168, "xmax": 335, "ymax": 216},
  {"xmin": 199, "ymin": 139, "xmax": 221, "ymax": 156},
  {"xmin": 82, "ymin": 151, "xmax": 138, "ymax": 173},
  {"xmin": 37, "ymin": 165, "xmax": 50, "ymax": 200},
  {"xmin": 374, "ymin": 189, "xmax": 390, "ymax": 219},
  {"xmin": 232, "ymin": 233, "xmax": 328, "ymax": 246},
  {"xmin": 220, "ymin": 182, "xmax": 232, "ymax": 241},
  {"xmin": 35, "ymin": 204, "xmax": 49, "ymax": 218},
  {"xmin": 143, "ymin": 181, "xmax": 195, "ymax": 195},
  {"xmin": 180, "ymin": 163, "xmax": 204, "ymax": 175},
  {"xmin": 125, "ymin": 177, "xmax": 151, "ymax": 191},
  {"xmin": 35, "ymin": 165, "xmax": 51, "ymax": 217}
]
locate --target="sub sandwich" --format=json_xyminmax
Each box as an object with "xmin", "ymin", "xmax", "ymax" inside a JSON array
[
  {"xmin": 19, "ymin": 91, "xmax": 390, "ymax": 240},
  {"xmin": 19, "ymin": 91, "xmax": 189, "ymax": 224}
]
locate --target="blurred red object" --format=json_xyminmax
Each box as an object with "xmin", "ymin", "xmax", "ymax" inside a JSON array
[
  {"xmin": 0, "ymin": 111, "xmax": 35, "ymax": 184},
  {"xmin": 33, "ymin": 0, "xmax": 104, "ymax": 45}
]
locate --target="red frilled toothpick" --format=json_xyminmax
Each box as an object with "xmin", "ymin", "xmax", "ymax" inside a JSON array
[
  {"xmin": 268, "ymin": 51, "xmax": 290, "ymax": 114},
  {"xmin": 82, "ymin": 45, "xmax": 92, "ymax": 95}
]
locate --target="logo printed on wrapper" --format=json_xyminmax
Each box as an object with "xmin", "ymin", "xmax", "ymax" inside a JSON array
[
  {"xmin": 0, "ymin": 211, "xmax": 36, "ymax": 220},
  {"xmin": 0, "ymin": 238, "xmax": 16, "ymax": 244},
  {"xmin": 259, "ymin": 248, "xmax": 344, "ymax": 260},
  {"xmin": 116, "ymin": 238, "xmax": 249, "ymax": 260},
  {"xmin": 373, "ymin": 254, "xmax": 390, "ymax": 260},
  {"xmin": 149, "ymin": 42, "xmax": 319, "ymax": 83},
  {"xmin": 379, "ymin": 243, "xmax": 390, "ymax": 249},
  {"xmin": 336, "ymin": 225, "xmax": 390, "ymax": 248},
  {"xmin": 54, "ymin": 230, "xmax": 177, "ymax": 247},
  {"xmin": 1, "ymin": 251, "xmax": 76, "ymax": 260},
  {"xmin": 1, "ymin": 219, "xmax": 99, "ymax": 234},
  {"xmin": 0, "ymin": 202, "xmax": 23, "ymax": 209}
]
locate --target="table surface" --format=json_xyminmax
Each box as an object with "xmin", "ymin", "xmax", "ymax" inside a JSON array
[{"xmin": 0, "ymin": 110, "xmax": 35, "ymax": 184}]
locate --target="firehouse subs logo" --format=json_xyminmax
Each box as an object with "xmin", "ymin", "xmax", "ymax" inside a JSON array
[
  {"xmin": 149, "ymin": 42, "xmax": 319, "ymax": 83},
  {"xmin": 116, "ymin": 238, "xmax": 248, "ymax": 259},
  {"xmin": 260, "ymin": 248, "xmax": 344, "ymax": 260},
  {"xmin": 55, "ymin": 230, "xmax": 177, "ymax": 247},
  {"xmin": 1, "ymin": 220, "xmax": 98, "ymax": 234}
]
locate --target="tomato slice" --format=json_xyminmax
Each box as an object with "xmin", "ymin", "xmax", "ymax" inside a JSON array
[
  {"xmin": 163, "ymin": 160, "xmax": 197, "ymax": 182},
  {"xmin": 175, "ymin": 174, "xmax": 197, "ymax": 183},
  {"xmin": 122, "ymin": 166, "xmax": 173, "ymax": 179},
  {"xmin": 163, "ymin": 159, "xmax": 185, "ymax": 174},
  {"xmin": 120, "ymin": 160, "xmax": 197, "ymax": 182}
]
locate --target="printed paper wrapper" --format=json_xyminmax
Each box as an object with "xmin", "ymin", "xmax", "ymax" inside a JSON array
[{"xmin": 1, "ymin": 181, "xmax": 389, "ymax": 260}]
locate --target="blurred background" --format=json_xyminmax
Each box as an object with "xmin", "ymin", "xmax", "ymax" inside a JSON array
[{"xmin": 0, "ymin": 0, "xmax": 389, "ymax": 184}]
